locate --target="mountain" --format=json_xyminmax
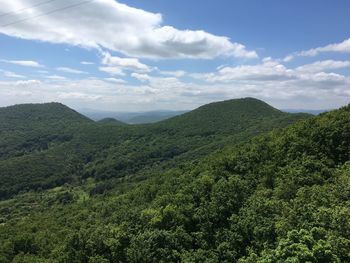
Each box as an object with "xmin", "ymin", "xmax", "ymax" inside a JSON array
[
  {"xmin": 0, "ymin": 102, "xmax": 91, "ymax": 130},
  {"xmin": 283, "ymin": 108, "xmax": 329, "ymax": 115},
  {"xmin": 126, "ymin": 110, "xmax": 188, "ymax": 124},
  {"xmin": 158, "ymin": 97, "xmax": 310, "ymax": 134},
  {"xmin": 97, "ymin": 118, "xmax": 126, "ymax": 125},
  {"xmin": 0, "ymin": 102, "xmax": 349, "ymax": 262},
  {"xmin": 0, "ymin": 98, "xmax": 310, "ymax": 200},
  {"xmin": 80, "ymin": 109, "xmax": 188, "ymax": 124},
  {"xmin": 0, "ymin": 102, "xmax": 92, "ymax": 160}
]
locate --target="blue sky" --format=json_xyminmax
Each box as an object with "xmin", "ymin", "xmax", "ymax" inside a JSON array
[{"xmin": 0, "ymin": 0, "xmax": 349, "ymax": 111}]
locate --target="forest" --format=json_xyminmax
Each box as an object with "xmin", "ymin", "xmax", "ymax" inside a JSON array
[{"xmin": 0, "ymin": 98, "xmax": 349, "ymax": 262}]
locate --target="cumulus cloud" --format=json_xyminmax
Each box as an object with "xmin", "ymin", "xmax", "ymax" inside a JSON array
[
  {"xmin": 131, "ymin": 73, "xmax": 151, "ymax": 82},
  {"xmin": 0, "ymin": 0, "xmax": 257, "ymax": 59},
  {"xmin": 99, "ymin": 66, "xmax": 125, "ymax": 76},
  {"xmin": 299, "ymin": 38, "xmax": 350, "ymax": 57},
  {"xmin": 191, "ymin": 59, "xmax": 295, "ymax": 83},
  {"xmin": 159, "ymin": 70, "xmax": 186, "ymax": 77},
  {"xmin": 190, "ymin": 58, "xmax": 350, "ymax": 87},
  {"xmin": 57, "ymin": 92, "xmax": 102, "ymax": 101},
  {"xmin": 1, "ymin": 59, "xmax": 43, "ymax": 67},
  {"xmin": 187, "ymin": 58, "xmax": 350, "ymax": 109},
  {"xmin": 99, "ymin": 51, "xmax": 151, "ymax": 76},
  {"xmin": 0, "ymin": 65, "xmax": 349, "ymax": 111},
  {"xmin": 295, "ymin": 60, "xmax": 350, "ymax": 73},
  {"xmin": 284, "ymin": 38, "xmax": 350, "ymax": 61}
]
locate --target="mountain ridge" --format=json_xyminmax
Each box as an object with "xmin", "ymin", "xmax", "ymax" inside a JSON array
[{"xmin": 0, "ymin": 98, "xmax": 311, "ymax": 199}]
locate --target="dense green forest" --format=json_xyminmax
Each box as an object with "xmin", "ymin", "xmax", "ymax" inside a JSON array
[
  {"xmin": 0, "ymin": 98, "xmax": 309, "ymax": 200},
  {"xmin": 1, "ymin": 98, "xmax": 349, "ymax": 262}
]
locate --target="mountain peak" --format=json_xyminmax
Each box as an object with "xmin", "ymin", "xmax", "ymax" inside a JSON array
[
  {"xmin": 0, "ymin": 102, "xmax": 92, "ymax": 130},
  {"xmin": 157, "ymin": 97, "xmax": 309, "ymax": 136}
]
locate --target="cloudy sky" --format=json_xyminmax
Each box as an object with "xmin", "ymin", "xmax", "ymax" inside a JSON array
[{"xmin": 0, "ymin": 0, "xmax": 349, "ymax": 111}]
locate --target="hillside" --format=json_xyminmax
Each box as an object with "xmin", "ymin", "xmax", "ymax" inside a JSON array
[
  {"xmin": 0, "ymin": 102, "xmax": 91, "ymax": 130},
  {"xmin": 126, "ymin": 110, "xmax": 188, "ymax": 124},
  {"xmin": 0, "ymin": 103, "xmax": 349, "ymax": 262},
  {"xmin": 0, "ymin": 102, "xmax": 92, "ymax": 160},
  {"xmin": 158, "ymin": 97, "xmax": 310, "ymax": 135},
  {"xmin": 0, "ymin": 98, "xmax": 310, "ymax": 199},
  {"xmin": 97, "ymin": 118, "xmax": 126, "ymax": 125}
]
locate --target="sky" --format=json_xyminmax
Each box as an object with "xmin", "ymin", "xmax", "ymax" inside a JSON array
[{"xmin": 0, "ymin": 0, "xmax": 349, "ymax": 111}]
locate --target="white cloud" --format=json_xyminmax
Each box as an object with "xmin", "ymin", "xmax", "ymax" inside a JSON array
[
  {"xmin": 14, "ymin": 79, "xmax": 41, "ymax": 86},
  {"xmin": 131, "ymin": 73, "xmax": 151, "ymax": 82},
  {"xmin": 283, "ymin": 55, "xmax": 294, "ymax": 62},
  {"xmin": 159, "ymin": 70, "xmax": 186, "ymax": 77},
  {"xmin": 285, "ymin": 38, "xmax": 350, "ymax": 61},
  {"xmin": 296, "ymin": 60, "xmax": 350, "ymax": 73},
  {"xmin": 1, "ymin": 59, "xmax": 43, "ymax": 67},
  {"xmin": 57, "ymin": 92, "xmax": 102, "ymax": 101},
  {"xmin": 99, "ymin": 66, "xmax": 125, "ymax": 76},
  {"xmin": 81, "ymin": 61, "xmax": 94, "ymax": 65},
  {"xmin": 0, "ymin": 69, "xmax": 25, "ymax": 78},
  {"xmin": 191, "ymin": 59, "xmax": 295, "ymax": 83},
  {"xmin": 299, "ymin": 38, "xmax": 350, "ymax": 57},
  {"xmin": 186, "ymin": 58, "xmax": 350, "ymax": 109},
  {"xmin": 56, "ymin": 67, "xmax": 87, "ymax": 74},
  {"xmin": 99, "ymin": 52, "xmax": 151, "ymax": 76},
  {"xmin": 0, "ymin": 0, "xmax": 257, "ymax": 59},
  {"xmin": 0, "ymin": 70, "xmax": 349, "ymax": 111},
  {"xmin": 102, "ymin": 52, "xmax": 150, "ymax": 71},
  {"xmin": 46, "ymin": 75, "xmax": 67, "ymax": 80},
  {"xmin": 104, "ymin": 77, "xmax": 126, "ymax": 84}
]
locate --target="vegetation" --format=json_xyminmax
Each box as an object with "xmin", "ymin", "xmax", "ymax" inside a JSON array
[
  {"xmin": 97, "ymin": 118, "xmax": 126, "ymax": 125},
  {"xmin": 0, "ymin": 98, "xmax": 309, "ymax": 199},
  {"xmin": 1, "ymin": 98, "xmax": 348, "ymax": 262}
]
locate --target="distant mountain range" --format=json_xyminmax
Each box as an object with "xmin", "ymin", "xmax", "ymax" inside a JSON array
[
  {"xmin": 80, "ymin": 109, "xmax": 188, "ymax": 124},
  {"xmin": 283, "ymin": 108, "xmax": 330, "ymax": 115},
  {"xmin": 80, "ymin": 106, "xmax": 328, "ymax": 125}
]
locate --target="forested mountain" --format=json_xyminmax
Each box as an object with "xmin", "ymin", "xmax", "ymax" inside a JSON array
[
  {"xmin": 0, "ymin": 102, "xmax": 92, "ymax": 159},
  {"xmin": 81, "ymin": 109, "xmax": 188, "ymax": 124},
  {"xmin": 124, "ymin": 110, "xmax": 189, "ymax": 124},
  {"xmin": 0, "ymin": 98, "xmax": 309, "ymax": 200},
  {"xmin": 97, "ymin": 118, "xmax": 126, "ymax": 125},
  {"xmin": 0, "ymin": 99, "xmax": 349, "ymax": 262}
]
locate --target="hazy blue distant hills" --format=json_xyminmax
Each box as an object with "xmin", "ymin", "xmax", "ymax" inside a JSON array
[
  {"xmin": 80, "ymin": 104, "xmax": 325, "ymax": 124},
  {"xmin": 80, "ymin": 109, "xmax": 188, "ymax": 124},
  {"xmin": 283, "ymin": 108, "xmax": 330, "ymax": 115},
  {"xmin": 126, "ymin": 110, "xmax": 188, "ymax": 124}
]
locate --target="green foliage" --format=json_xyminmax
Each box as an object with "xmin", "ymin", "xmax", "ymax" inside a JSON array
[
  {"xmin": 97, "ymin": 118, "xmax": 126, "ymax": 125},
  {"xmin": 1, "ymin": 99, "xmax": 349, "ymax": 262},
  {"xmin": 0, "ymin": 98, "xmax": 309, "ymax": 199}
]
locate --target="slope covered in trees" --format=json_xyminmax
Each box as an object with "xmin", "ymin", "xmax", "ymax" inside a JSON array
[
  {"xmin": 0, "ymin": 102, "xmax": 92, "ymax": 160},
  {"xmin": 0, "ymin": 98, "xmax": 309, "ymax": 199},
  {"xmin": 97, "ymin": 118, "xmax": 126, "ymax": 125},
  {"xmin": 0, "ymin": 100, "xmax": 349, "ymax": 262}
]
